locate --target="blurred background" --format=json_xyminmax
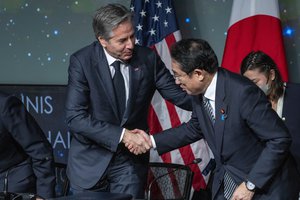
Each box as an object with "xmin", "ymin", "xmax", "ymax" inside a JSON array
[{"xmin": 0, "ymin": 0, "xmax": 299, "ymax": 84}]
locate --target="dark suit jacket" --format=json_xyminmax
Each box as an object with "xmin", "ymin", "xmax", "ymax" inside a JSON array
[
  {"xmin": 282, "ymin": 82, "xmax": 300, "ymax": 175},
  {"xmin": 154, "ymin": 68, "xmax": 299, "ymax": 200},
  {"xmin": 65, "ymin": 41, "xmax": 192, "ymax": 189},
  {"xmin": 0, "ymin": 93, "xmax": 55, "ymax": 198}
]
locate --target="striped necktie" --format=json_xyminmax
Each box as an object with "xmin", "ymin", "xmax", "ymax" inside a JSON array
[
  {"xmin": 202, "ymin": 96, "xmax": 237, "ymax": 199},
  {"xmin": 224, "ymin": 172, "xmax": 238, "ymax": 199},
  {"xmin": 202, "ymin": 96, "xmax": 215, "ymax": 124}
]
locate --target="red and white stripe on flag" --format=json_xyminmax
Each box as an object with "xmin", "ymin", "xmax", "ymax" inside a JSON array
[
  {"xmin": 130, "ymin": 0, "xmax": 213, "ymax": 194},
  {"xmin": 221, "ymin": 0, "xmax": 288, "ymax": 81}
]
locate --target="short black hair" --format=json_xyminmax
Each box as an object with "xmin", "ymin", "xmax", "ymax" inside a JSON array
[{"xmin": 170, "ymin": 38, "xmax": 218, "ymax": 74}]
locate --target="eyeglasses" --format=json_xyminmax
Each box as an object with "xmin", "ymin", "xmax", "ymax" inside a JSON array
[{"xmin": 173, "ymin": 73, "xmax": 189, "ymax": 81}]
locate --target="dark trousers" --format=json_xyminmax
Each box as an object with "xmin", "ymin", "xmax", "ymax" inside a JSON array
[{"xmin": 70, "ymin": 145, "xmax": 148, "ymax": 199}]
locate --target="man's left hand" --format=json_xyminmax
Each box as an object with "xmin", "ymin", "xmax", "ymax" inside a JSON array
[{"xmin": 231, "ymin": 182, "xmax": 254, "ymax": 200}]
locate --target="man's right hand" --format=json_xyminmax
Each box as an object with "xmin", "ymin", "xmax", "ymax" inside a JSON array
[{"xmin": 122, "ymin": 129, "xmax": 152, "ymax": 155}]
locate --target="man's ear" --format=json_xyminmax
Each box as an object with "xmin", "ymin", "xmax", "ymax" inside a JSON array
[
  {"xmin": 194, "ymin": 69, "xmax": 205, "ymax": 81},
  {"xmin": 98, "ymin": 36, "xmax": 108, "ymax": 48}
]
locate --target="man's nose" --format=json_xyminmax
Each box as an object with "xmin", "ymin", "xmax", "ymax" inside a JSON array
[{"xmin": 126, "ymin": 38, "xmax": 134, "ymax": 49}]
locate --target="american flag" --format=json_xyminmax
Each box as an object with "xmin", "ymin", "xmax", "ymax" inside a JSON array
[{"xmin": 130, "ymin": 0, "xmax": 213, "ymax": 195}]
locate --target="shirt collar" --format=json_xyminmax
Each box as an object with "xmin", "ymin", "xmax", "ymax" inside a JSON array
[
  {"xmin": 204, "ymin": 72, "xmax": 218, "ymax": 102},
  {"xmin": 103, "ymin": 47, "xmax": 119, "ymax": 66}
]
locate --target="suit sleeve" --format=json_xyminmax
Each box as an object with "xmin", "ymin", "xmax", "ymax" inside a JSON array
[
  {"xmin": 154, "ymin": 105, "xmax": 203, "ymax": 154},
  {"xmin": 65, "ymin": 54, "xmax": 121, "ymax": 152},
  {"xmin": 151, "ymin": 52, "xmax": 192, "ymax": 111},
  {"xmin": 1, "ymin": 96, "xmax": 55, "ymax": 198},
  {"xmin": 240, "ymin": 86, "xmax": 291, "ymax": 189}
]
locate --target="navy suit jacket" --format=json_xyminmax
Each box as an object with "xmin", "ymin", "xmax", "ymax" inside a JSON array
[
  {"xmin": 282, "ymin": 82, "xmax": 300, "ymax": 175},
  {"xmin": 65, "ymin": 41, "xmax": 192, "ymax": 189},
  {"xmin": 0, "ymin": 93, "xmax": 55, "ymax": 198},
  {"xmin": 154, "ymin": 68, "xmax": 299, "ymax": 200}
]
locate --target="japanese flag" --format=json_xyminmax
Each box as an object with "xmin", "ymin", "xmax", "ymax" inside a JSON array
[{"xmin": 221, "ymin": 0, "xmax": 288, "ymax": 81}]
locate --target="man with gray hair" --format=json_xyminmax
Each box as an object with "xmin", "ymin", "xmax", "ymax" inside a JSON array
[{"xmin": 65, "ymin": 3, "xmax": 191, "ymax": 198}]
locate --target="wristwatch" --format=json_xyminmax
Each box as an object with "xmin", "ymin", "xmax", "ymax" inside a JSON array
[{"xmin": 245, "ymin": 180, "xmax": 256, "ymax": 191}]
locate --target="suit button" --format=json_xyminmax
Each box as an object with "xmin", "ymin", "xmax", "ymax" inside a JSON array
[{"xmin": 219, "ymin": 180, "xmax": 222, "ymax": 185}]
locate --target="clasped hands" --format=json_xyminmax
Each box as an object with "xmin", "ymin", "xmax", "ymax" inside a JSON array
[{"xmin": 122, "ymin": 129, "xmax": 152, "ymax": 155}]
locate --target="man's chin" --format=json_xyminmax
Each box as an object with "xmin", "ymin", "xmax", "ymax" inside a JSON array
[
  {"xmin": 122, "ymin": 54, "xmax": 133, "ymax": 61},
  {"xmin": 184, "ymin": 89, "xmax": 194, "ymax": 95},
  {"xmin": 182, "ymin": 88, "xmax": 189, "ymax": 94}
]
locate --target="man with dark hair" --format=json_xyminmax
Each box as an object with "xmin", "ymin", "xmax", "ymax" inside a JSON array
[
  {"xmin": 65, "ymin": 3, "xmax": 191, "ymax": 198},
  {"xmin": 129, "ymin": 38, "xmax": 299, "ymax": 200}
]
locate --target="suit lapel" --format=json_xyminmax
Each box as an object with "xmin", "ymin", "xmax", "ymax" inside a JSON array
[
  {"xmin": 93, "ymin": 43, "xmax": 120, "ymax": 120},
  {"xmin": 214, "ymin": 69, "xmax": 228, "ymax": 155}
]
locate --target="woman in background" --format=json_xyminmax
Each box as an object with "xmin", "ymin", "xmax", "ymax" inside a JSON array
[{"xmin": 240, "ymin": 50, "xmax": 300, "ymax": 193}]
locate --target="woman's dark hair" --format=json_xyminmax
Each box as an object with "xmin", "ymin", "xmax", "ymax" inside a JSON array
[
  {"xmin": 170, "ymin": 38, "xmax": 218, "ymax": 75},
  {"xmin": 240, "ymin": 50, "xmax": 284, "ymax": 101}
]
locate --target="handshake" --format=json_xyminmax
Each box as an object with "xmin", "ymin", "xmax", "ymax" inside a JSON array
[{"xmin": 122, "ymin": 129, "xmax": 153, "ymax": 155}]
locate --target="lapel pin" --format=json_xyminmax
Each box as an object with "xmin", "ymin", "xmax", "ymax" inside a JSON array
[{"xmin": 220, "ymin": 109, "xmax": 227, "ymax": 121}]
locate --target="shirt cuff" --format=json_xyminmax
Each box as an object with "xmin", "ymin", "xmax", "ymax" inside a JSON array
[
  {"xmin": 119, "ymin": 128, "xmax": 126, "ymax": 143},
  {"xmin": 150, "ymin": 135, "xmax": 157, "ymax": 150}
]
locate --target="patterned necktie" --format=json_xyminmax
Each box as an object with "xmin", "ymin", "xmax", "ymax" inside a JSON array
[
  {"xmin": 202, "ymin": 96, "xmax": 215, "ymax": 124},
  {"xmin": 202, "ymin": 96, "xmax": 237, "ymax": 199},
  {"xmin": 224, "ymin": 172, "xmax": 238, "ymax": 200},
  {"xmin": 112, "ymin": 61, "xmax": 125, "ymax": 117}
]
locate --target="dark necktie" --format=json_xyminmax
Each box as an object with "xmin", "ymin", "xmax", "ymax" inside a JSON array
[{"xmin": 112, "ymin": 61, "xmax": 126, "ymax": 117}]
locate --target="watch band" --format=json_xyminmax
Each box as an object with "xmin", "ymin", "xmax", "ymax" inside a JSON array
[{"xmin": 245, "ymin": 180, "xmax": 256, "ymax": 191}]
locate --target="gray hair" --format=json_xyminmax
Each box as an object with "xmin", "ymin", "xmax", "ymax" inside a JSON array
[{"xmin": 92, "ymin": 3, "xmax": 133, "ymax": 40}]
